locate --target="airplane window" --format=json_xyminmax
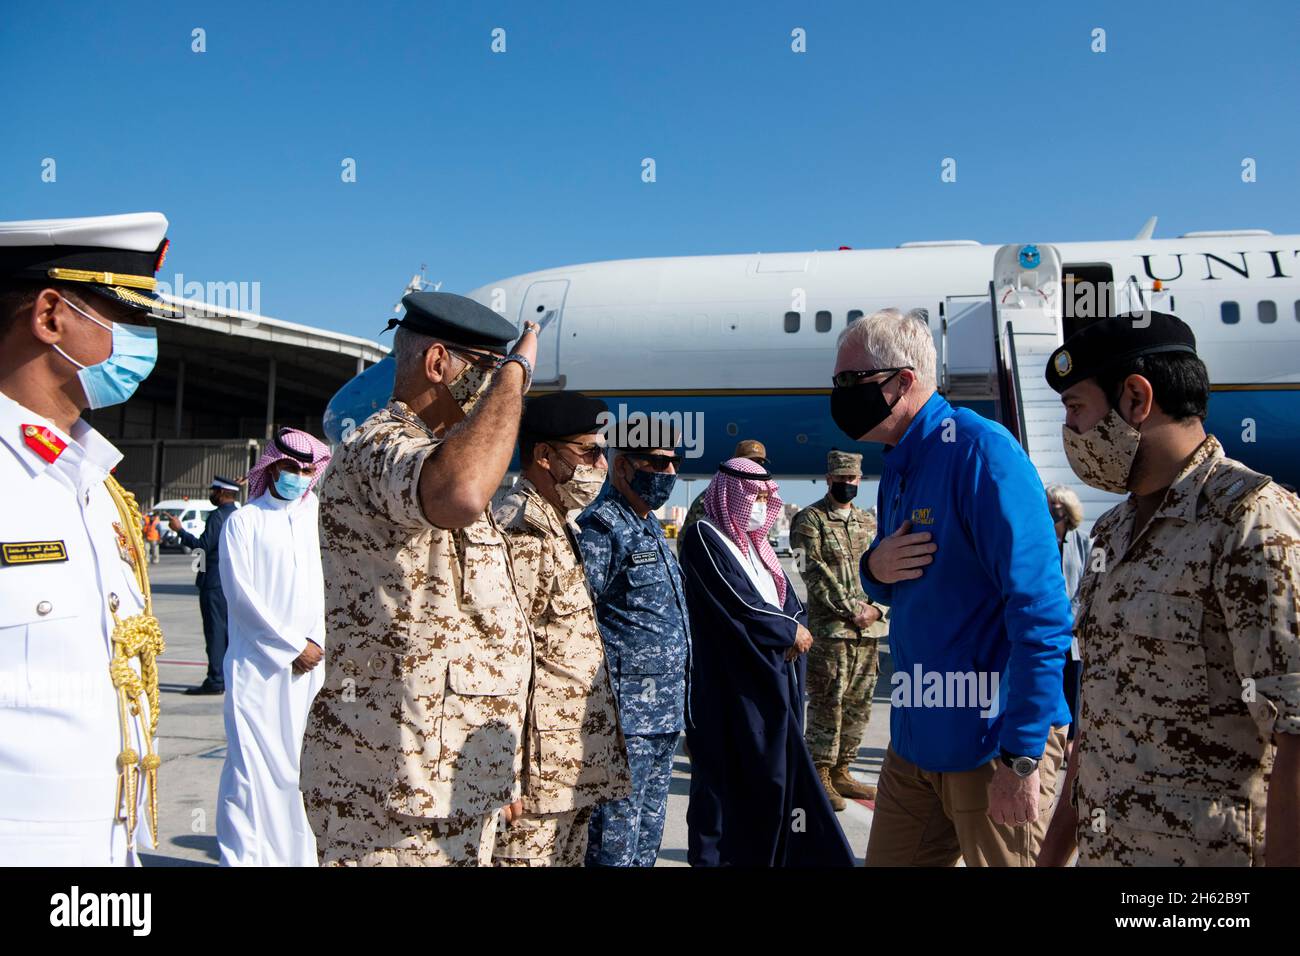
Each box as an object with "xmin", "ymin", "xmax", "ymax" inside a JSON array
[
  {"xmin": 1258, "ymin": 300, "xmax": 1277, "ymax": 324},
  {"xmin": 784, "ymin": 312, "xmax": 800, "ymax": 333},
  {"xmin": 847, "ymin": 310, "xmax": 863, "ymax": 325},
  {"xmin": 1220, "ymin": 302, "xmax": 1240, "ymax": 325},
  {"xmin": 815, "ymin": 311, "xmax": 832, "ymax": 332}
]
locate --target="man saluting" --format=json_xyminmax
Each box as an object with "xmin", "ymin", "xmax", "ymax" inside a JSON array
[{"xmin": 301, "ymin": 292, "xmax": 539, "ymax": 866}]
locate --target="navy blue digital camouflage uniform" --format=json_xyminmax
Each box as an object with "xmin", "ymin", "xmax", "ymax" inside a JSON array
[{"xmin": 577, "ymin": 482, "xmax": 691, "ymax": 867}]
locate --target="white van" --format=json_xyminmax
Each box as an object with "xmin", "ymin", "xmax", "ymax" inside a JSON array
[{"xmin": 152, "ymin": 498, "xmax": 221, "ymax": 552}]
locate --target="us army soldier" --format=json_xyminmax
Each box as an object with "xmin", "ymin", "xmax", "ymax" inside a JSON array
[
  {"xmin": 301, "ymin": 292, "xmax": 538, "ymax": 866},
  {"xmin": 491, "ymin": 391, "xmax": 632, "ymax": 866},
  {"xmin": 1038, "ymin": 312, "xmax": 1300, "ymax": 867},
  {"xmin": 791, "ymin": 449, "xmax": 888, "ymax": 810}
]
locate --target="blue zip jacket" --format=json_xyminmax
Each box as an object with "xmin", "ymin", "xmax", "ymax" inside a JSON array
[{"xmin": 861, "ymin": 392, "xmax": 1071, "ymax": 772}]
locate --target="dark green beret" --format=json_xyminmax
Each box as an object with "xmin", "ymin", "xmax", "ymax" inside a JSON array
[
  {"xmin": 385, "ymin": 291, "xmax": 518, "ymax": 355},
  {"xmin": 1046, "ymin": 311, "xmax": 1198, "ymax": 393},
  {"xmin": 521, "ymin": 391, "xmax": 609, "ymax": 441}
]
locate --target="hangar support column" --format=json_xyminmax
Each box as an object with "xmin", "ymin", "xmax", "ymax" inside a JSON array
[{"xmin": 265, "ymin": 356, "xmax": 277, "ymax": 440}]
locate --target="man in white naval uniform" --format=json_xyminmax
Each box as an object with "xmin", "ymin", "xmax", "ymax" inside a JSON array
[
  {"xmin": 216, "ymin": 427, "xmax": 331, "ymax": 866},
  {"xmin": 0, "ymin": 212, "xmax": 178, "ymax": 865}
]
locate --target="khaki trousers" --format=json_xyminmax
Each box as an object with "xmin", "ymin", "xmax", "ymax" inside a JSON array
[{"xmin": 864, "ymin": 726, "xmax": 1067, "ymax": 867}]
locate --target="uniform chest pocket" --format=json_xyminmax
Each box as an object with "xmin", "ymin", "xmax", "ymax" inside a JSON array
[
  {"xmin": 625, "ymin": 559, "xmax": 665, "ymax": 588},
  {"xmin": 457, "ymin": 521, "xmax": 512, "ymax": 611},
  {"xmin": 549, "ymin": 565, "xmax": 593, "ymax": 618},
  {"xmin": 622, "ymin": 559, "xmax": 667, "ymax": 613},
  {"xmin": 1115, "ymin": 590, "xmax": 1209, "ymax": 722},
  {"xmin": 0, "ymin": 560, "xmax": 88, "ymax": 686}
]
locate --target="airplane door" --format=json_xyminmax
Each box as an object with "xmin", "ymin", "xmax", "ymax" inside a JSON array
[
  {"xmin": 941, "ymin": 295, "xmax": 996, "ymax": 400},
  {"xmin": 518, "ymin": 279, "xmax": 569, "ymax": 385}
]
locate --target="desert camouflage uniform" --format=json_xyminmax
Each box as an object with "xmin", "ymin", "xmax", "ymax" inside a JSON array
[
  {"xmin": 300, "ymin": 400, "xmax": 532, "ymax": 867},
  {"xmin": 791, "ymin": 496, "xmax": 888, "ymax": 768},
  {"xmin": 490, "ymin": 478, "xmax": 631, "ymax": 866},
  {"xmin": 1072, "ymin": 436, "xmax": 1300, "ymax": 866}
]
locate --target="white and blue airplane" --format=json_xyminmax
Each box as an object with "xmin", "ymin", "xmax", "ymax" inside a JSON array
[{"xmin": 325, "ymin": 222, "xmax": 1299, "ymax": 525}]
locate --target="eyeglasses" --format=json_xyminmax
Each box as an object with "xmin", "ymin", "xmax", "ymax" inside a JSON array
[
  {"xmin": 832, "ymin": 366, "xmax": 912, "ymax": 389},
  {"xmin": 549, "ymin": 439, "xmax": 607, "ymax": 466},
  {"xmin": 448, "ymin": 347, "xmax": 506, "ymax": 371},
  {"xmin": 626, "ymin": 452, "xmax": 683, "ymax": 472}
]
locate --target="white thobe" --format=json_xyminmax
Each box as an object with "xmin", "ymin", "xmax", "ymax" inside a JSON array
[
  {"xmin": 700, "ymin": 519, "xmax": 782, "ymax": 607},
  {"xmin": 215, "ymin": 488, "xmax": 325, "ymax": 866}
]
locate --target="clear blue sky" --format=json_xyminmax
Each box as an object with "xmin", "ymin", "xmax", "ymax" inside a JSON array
[{"xmin": 3, "ymin": 0, "xmax": 1297, "ymax": 342}]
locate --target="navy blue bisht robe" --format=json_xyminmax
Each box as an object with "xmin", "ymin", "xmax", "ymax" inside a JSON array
[{"xmin": 679, "ymin": 520, "xmax": 855, "ymax": 867}]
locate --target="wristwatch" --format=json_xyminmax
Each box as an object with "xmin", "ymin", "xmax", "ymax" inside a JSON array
[
  {"xmin": 499, "ymin": 352, "xmax": 533, "ymax": 393},
  {"xmin": 999, "ymin": 750, "xmax": 1038, "ymax": 778}
]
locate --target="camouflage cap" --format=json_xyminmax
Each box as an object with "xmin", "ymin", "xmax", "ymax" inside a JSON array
[
  {"xmin": 827, "ymin": 448, "xmax": 862, "ymax": 476},
  {"xmin": 733, "ymin": 439, "xmax": 767, "ymax": 461}
]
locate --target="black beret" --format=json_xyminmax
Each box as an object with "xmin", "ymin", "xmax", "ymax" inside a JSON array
[
  {"xmin": 1046, "ymin": 311, "xmax": 1198, "ymax": 393},
  {"xmin": 385, "ymin": 291, "xmax": 518, "ymax": 355},
  {"xmin": 520, "ymin": 391, "xmax": 609, "ymax": 441}
]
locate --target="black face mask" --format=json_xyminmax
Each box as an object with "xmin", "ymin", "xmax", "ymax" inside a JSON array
[
  {"xmin": 829, "ymin": 481, "xmax": 858, "ymax": 504},
  {"xmin": 830, "ymin": 371, "xmax": 903, "ymax": 441}
]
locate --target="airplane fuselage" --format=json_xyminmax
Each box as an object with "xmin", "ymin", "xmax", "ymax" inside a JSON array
[{"xmin": 326, "ymin": 232, "xmax": 1300, "ymax": 489}]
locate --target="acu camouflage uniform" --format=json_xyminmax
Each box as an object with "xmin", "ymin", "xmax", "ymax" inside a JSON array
[
  {"xmin": 1072, "ymin": 436, "xmax": 1300, "ymax": 866},
  {"xmin": 300, "ymin": 400, "xmax": 532, "ymax": 866},
  {"xmin": 791, "ymin": 495, "xmax": 888, "ymax": 769},
  {"xmin": 491, "ymin": 478, "xmax": 632, "ymax": 866}
]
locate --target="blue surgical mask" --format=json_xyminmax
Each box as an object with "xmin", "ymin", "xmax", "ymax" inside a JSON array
[
  {"xmin": 52, "ymin": 296, "xmax": 158, "ymax": 410},
  {"xmin": 274, "ymin": 470, "xmax": 313, "ymax": 500},
  {"xmin": 628, "ymin": 468, "xmax": 676, "ymax": 510}
]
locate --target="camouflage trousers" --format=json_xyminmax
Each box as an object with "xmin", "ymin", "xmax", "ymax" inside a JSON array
[
  {"xmin": 493, "ymin": 806, "xmax": 594, "ymax": 867},
  {"xmin": 585, "ymin": 732, "xmax": 677, "ymax": 867},
  {"xmin": 805, "ymin": 634, "xmax": 879, "ymax": 768},
  {"xmin": 310, "ymin": 799, "xmax": 501, "ymax": 867}
]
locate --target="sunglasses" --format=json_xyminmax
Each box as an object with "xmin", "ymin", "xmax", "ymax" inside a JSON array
[
  {"xmin": 832, "ymin": 365, "xmax": 912, "ymax": 389},
  {"xmin": 549, "ymin": 439, "xmax": 607, "ymax": 466},
  {"xmin": 448, "ymin": 347, "xmax": 506, "ymax": 371},
  {"xmin": 626, "ymin": 452, "xmax": 683, "ymax": 471}
]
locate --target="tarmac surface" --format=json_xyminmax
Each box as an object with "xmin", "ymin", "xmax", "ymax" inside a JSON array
[{"xmin": 142, "ymin": 550, "xmax": 891, "ymax": 867}]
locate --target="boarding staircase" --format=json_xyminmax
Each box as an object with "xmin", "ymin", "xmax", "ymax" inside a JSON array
[{"xmin": 938, "ymin": 243, "xmax": 1122, "ymax": 532}]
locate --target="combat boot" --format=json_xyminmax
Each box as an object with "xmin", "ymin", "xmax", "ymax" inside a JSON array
[
  {"xmin": 831, "ymin": 763, "xmax": 877, "ymax": 801},
  {"xmin": 817, "ymin": 766, "xmax": 847, "ymax": 812}
]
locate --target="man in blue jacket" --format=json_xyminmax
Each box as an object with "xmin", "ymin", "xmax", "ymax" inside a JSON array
[{"xmin": 830, "ymin": 308, "xmax": 1072, "ymax": 866}]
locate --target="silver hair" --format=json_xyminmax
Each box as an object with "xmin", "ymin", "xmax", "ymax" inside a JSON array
[
  {"xmin": 393, "ymin": 326, "xmax": 440, "ymax": 381},
  {"xmin": 1045, "ymin": 483, "xmax": 1084, "ymax": 530},
  {"xmin": 836, "ymin": 307, "xmax": 937, "ymax": 387}
]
